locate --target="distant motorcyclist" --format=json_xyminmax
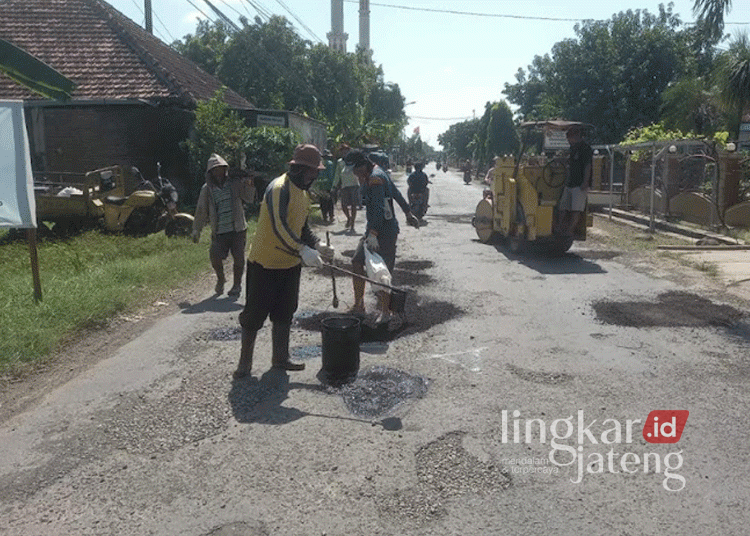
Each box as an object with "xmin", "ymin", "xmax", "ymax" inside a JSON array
[
  {"xmin": 407, "ymin": 162, "xmax": 430, "ymax": 219},
  {"xmin": 407, "ymin": 162, "xmax": 429, "ymax": 197}
]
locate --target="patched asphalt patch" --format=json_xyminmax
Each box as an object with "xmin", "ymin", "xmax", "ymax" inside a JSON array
[
  {"xmin": 507, "ymin": 364, "xmax": 573, "ymax": 385},
  {"xmin": 336, "ymin": 366, "xmax": 429, "ymax": 419},
  {"xmin": 102, "ymin": 374, "xmax": 231, "ymax": 454},
  {"xmin": 377, "ymin": 431, "xmax": 510, "ymax": 524},
  {"xmin": 593, "ymin": 291, "xmax": 743, "ymax": 328},
  {"xmin": 201, "ymin": 326, "xmax": 242, "ymax": 341}
]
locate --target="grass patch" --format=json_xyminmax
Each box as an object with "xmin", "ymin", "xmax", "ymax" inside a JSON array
[{"xmin": 0, "ymin": 223, "xmax": 254, "ymax": 375}]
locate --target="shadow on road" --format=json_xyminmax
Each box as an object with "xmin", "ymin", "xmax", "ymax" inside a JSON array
[
  {"xmin": 228, "ymin": 368, "xmax": 322, "ymax": 425},
  {"xmin": 179, "ymin": 295, "xmax": 244, "ymax": 314},
  {"xmin": 488, "ymin": 242, "xmax": 607, "ymax": 275}
]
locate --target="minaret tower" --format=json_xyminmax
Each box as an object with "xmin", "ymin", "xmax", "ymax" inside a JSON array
[
  {"xmin": 327, "ymin": 0, "xmax": 347, "ymax": 53},
  {"xmin": 359, "ymin": 0, "xmax": 370, "ymax": 52}
]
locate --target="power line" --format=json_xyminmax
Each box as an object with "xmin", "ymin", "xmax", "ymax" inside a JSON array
[
  {"xmin": 274, "ymin": 0, "xmax": 324, "ymax": 43},
  {"xmin": 185, "ymin": 0, "xmax": 218, "ymax": 26},
  {"xmin": 201, "ymin": 0, "xmax": 241, "ymax": 32},
  {"xmin": 126, "ymin": 0, "xmax": 174, "ymax": 43},
  {"xmin": 343, "ymin": 0, "xmax": 749, "ymax": 25},
  {"xmin": 410, "ymin": 115, "xmax": 473, "ymax": 121}
]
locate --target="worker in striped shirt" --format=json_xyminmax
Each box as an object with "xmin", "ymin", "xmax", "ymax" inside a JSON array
[{"xmin": 192, "ymin": 154, "xmax": 255, "ymax": 298}]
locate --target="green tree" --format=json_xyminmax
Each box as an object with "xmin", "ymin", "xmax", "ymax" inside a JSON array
[
  {"xmin": 172, "ymin": 20, "xmax": 232, "ymax": 77},
  {"xmin": 173, "ymin": 17, "xmax": 408, "ymax": 149},
  {"xmin": 693, "ymin": 0, "xmax": 733, "ymax": 42},
  {"xmin": 714, "ymin": 31, "xmax": 750, "ymax": 138},
  {"xmin": 181, "ymin": 89, "xmax": 250, "ymax": 202},
  {"xmin": 218, "ymin": 16, "xmax": 311, "ymax": 110},
  {"xmin": 241, "ymin": 126, "xmax": 302, "ymax": 179},
  {"xmin": 503, "ymin": 6, "xmax": 690, "ymax": 143},
  {"xmin": 438, "ymin": 118, "xmax": 481, "ymax": 161},
  {"xmin": 474, "ymin": 101, "xmax": 518, "ymax": 168}
]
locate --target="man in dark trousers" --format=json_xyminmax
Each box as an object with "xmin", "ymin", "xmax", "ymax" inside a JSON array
[
  {"xmin": 557, "ymin": 125, "xmax": 592, "ymax": 237},
  {"xmin": 234, "ymin": 144, "xmax": 334, "ymax": 378}
]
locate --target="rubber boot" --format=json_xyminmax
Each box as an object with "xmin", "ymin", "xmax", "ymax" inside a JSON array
[
  {"xmin": 271, "ymin": 323, "xmax": 304, "ymax": 371},
  {"xmin": 227, "ymin": 265, "xmax": 243, "ymax": 298},
  {"xmin": 234, "ymin": 328, "xmax": 257, "ymax": 378},
  {"xmin": 351, "ymin": 275, "xmax": 366, "ymax": 314},
  {"xmin": 214, "ymin": 271, "xmax": 225, "ymax": 295}
]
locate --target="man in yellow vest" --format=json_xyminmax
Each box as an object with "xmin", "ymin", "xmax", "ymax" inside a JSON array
[{"xmin": 235, "ymin": 144, "xmax": 334, "ymax": 378}]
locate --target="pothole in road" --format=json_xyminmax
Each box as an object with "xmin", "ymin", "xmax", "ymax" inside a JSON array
[
  {"xmin": 377, "ymin": 431, "xmax": 511, "ymax": 524},
  {"xmin": 336, "ymin": 366, "xmax": 429, "ymax": 419},
  {"xmin": 507, "ymin": 364, "xmax": 574, "ymax": 385},
  {"xmin": 593, "ymin": 291, "xmax": 743, "ymax": 328}
]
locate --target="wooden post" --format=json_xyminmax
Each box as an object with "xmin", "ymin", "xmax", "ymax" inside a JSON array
[{"xmin": 26, "ymin": 228, "xmax": 42, "ymax": 302}]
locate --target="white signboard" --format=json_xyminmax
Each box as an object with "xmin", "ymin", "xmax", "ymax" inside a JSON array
[
  {"xmin": 0, "ymin": 100, "xmax": 36, "ymax": 228},
  {"xmin": 257, "ymin": 114, "xmax": 286, "ymax": 127},
  {"xmin": 544, "ymin": 128, "xmax": 570, "ymax": 151}
]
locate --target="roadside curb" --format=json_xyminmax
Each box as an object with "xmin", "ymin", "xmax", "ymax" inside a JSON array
[{"xmin": 592, "ymin": 207, "xmax": 744, "ymax": 245}]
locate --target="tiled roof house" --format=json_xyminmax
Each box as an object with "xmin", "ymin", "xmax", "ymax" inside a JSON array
[{"xmin": 0, "ymin": 0, "xmax": 254, "ymax": 195}]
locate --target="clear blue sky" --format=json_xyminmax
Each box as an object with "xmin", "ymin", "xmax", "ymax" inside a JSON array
[{"xmin": 108, "ymin": 0, "xmax": 750, "ymax": 147}]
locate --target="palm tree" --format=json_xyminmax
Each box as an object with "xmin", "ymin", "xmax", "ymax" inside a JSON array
[
  {"xmin": 693, "ymin": 0, "xmax": 733, "ymax": 42},
  {"xmin": 715, "ymin": 32, "xmax": 750, "ymax": 138}
]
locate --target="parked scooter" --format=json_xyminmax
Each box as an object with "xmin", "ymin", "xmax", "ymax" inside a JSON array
[{"xmin": 102, "ymin": 164, "xmax": 194, "ymax": 236}]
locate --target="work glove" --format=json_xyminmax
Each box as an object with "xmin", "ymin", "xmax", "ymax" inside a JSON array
[
  {"xmin": 191, "ymin": 231, "xmax": 200, "ymax": 244},
  {"xmin": 316, "ymin": 241, "xmax": 335, "ymax": 263},
  {"xmin": 300, "ymin": 244, "xmax": 323, "ymax": 267},
  {"xmin": 406, "ymin": 212, "xmax": 419, "ymax": 228},
  {"xmin": 365, "ymin": 233, "xmax": 380, "ymax": 251}
]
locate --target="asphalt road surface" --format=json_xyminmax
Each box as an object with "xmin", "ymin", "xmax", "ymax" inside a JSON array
[{"xmin": 1, "ymin": 168, "xmax": 749, "ymax": 535}]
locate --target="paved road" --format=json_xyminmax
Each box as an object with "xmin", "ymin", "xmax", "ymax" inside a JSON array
[{"xmin": 1, "ymin": 168, "xmax": 748, "ymax": 535}]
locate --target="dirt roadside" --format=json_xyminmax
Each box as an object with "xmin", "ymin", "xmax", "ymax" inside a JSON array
[
  {"xmin": 2, "ymin": 214, "xmax": 748, "ymax": 426},
  {"xmin": 0, "ymin": 271, "xmax": 216, "ymax": 424}
]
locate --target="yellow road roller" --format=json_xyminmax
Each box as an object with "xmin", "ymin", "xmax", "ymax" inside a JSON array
[{"xmin": 472, "ymin": 120, "xmax": 594, "ymax": 254}]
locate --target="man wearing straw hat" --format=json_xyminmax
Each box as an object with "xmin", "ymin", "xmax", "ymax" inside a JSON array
[
  {"xmin": 192, "ymin": 154, "xmax": 255, "ymax": 298},
  {"xmin": 234, "ymin": 144, "xmax": 334, "ymax": 378}
]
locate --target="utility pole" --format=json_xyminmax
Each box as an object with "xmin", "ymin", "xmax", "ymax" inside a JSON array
[{"xmin": 144, "ymin": 0, "xmax": 152, "ymax": 34}]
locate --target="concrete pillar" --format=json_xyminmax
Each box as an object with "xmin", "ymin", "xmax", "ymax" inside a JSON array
[
  {"xmin": 327, "ymin": 0, "xmax": 347, "ymax": 53},
  {"xmin": 719, "ymin": 152, "xmax": 742, "ymax": 211},
  {"xmin": 359, "ymin": 0, "xmax": 370, "ymax": 52}
]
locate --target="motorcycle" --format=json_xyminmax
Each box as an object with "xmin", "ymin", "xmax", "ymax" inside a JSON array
[
  {"xmin": 463, "ymin": 169, "xmax": 472, "ymax": 184},
  {"xmin": 102, "ymin": 163, "xmax": 194, "ymax": 236},
  {"xmin": 408, "ymin": 187, "xmax": 429, "ymax": 221}
]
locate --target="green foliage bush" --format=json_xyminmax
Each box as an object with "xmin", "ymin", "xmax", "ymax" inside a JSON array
[
  {"xmin": 181, "ymin": 88, "xmax": 250, "ymax": 203},
  {"xmin": 241, "ymin": 126, "xmax": 302, "ymax": 179}
]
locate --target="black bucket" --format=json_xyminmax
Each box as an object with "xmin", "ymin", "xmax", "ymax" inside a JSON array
[
  {"xmin": 320, "ymin": 316, "xmax": 361, "ymax": 386},
  {"xmin": 389, "ymin": 288, "xmax": 407, "ymax": 313}
]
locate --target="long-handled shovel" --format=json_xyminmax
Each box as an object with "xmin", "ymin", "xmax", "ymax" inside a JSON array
[
  {"xmin": 322, "ymin": 263, "xmax": 408, "ymax": 315},
  {"xmin": 327, "ymin": 232, "xmax": 339, "ymax": 308}
]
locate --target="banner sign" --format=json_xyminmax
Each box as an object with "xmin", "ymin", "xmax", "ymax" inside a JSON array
[
  {"xmin": 0, "ymin": 100, "xmax": 36, "ymax": 228},
  {"xmin": 544, "ymin": 128, "xmax": 570, "ymax": 151}
]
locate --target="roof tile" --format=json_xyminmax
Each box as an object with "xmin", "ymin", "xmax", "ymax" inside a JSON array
[{"xmin": 0, "ymin": 0, "xmax": 253, "ymax": 109}]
